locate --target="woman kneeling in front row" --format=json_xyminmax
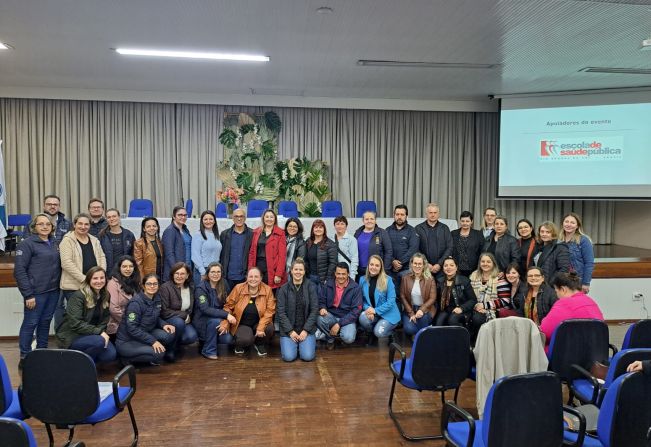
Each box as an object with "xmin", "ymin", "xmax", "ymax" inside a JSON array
[
  {"xmin": 276, "ymin": 258, "xmax": 319, "ymax": 362},
  {"xmin": 116, "ymin": 274, "xmax": 178, "ymax": 365},
  {"xmin": 358, "ymin": 255, "xmax": 400, "ymax": 340},
  {"xmin": 400, "ymin": 253, "xmax": 437, "ymax": 336}
]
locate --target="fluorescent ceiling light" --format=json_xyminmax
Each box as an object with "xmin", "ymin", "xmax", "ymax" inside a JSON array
[
  {"xmin": 115, "ymin": 48, "xmax": 269, "ymax": 62},
  {"xmin": 0, "ymin": 42, "xmax": 14, "ymax": 50},
  {"xmin": 358, "ymin": 60, "xmax": 498, "ymax": 69}
]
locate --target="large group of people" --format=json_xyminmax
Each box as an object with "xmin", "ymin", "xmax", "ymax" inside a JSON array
[{"xmin": 14, "ymin": 196, "xmax": 604, "ymax": 367}]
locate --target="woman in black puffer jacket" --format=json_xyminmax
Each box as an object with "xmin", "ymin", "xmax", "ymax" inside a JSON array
[{"xmin": 304, "ymin": 219, "xmax": 338, "ymax": 286}]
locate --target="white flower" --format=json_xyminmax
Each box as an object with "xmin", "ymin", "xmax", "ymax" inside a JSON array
[
  {"xmin": 255, "ymin": 182, "xmax": 264, "ymax": 193},
  {"xmin": 317, "ymin": 202, "xmax": 322, "ymax": 212},
  {"xmin": 281, "ymin": 169, "xmax": 288, "ymax": 181}
]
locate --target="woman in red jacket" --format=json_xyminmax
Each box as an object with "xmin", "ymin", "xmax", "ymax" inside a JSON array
[{"xmin": 248, "ymin": 209, "xmax": 287, "ymax": 289}]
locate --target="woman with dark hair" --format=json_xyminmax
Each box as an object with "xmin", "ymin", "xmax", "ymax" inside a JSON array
[
  {"xmin": 434, "ymin": 257, "xmax": 477, "ymax": 327},
  {"xmin": 15, "ymin": 213, "xmax": 61, "ymax": 359},
  {"xmin": 159, "ymin": 262, "xmax": 198, "ymax": 358},
  {"xmin": 55, "ymin": 266, "xmax": 116, "ymax": 364},
  {"xmin": 305, "ymin": 219, "xmax": 338, "ymax": 285},
  {"xmin": 133, "ymin": 217, "xmax": 164, "ymax": 278},
  {"xmin": 116, "ymin": 273, "xmax": 178, "ymax": 365},
  {"xmin": 219, "ymin": 267, "xmax": 276, "ymax": 356},
  {"xmin": 540, "ymin": 272, "xmax": 603, "ymax": 351},
  {"xmin": 285, "ymin": 217, "xmax": 306, "ymax": 273},
  {"xmin": 400, "ymin": 253, "xmax": 437, "ymax": 336},
  {"xmin": 333, "ymin": 216, "xmax": 358, "ymax": 280},
  {"xmin": 106, "ymin": 255, "xmax": 141, "ymax": 340},
  {"xmin": 193, "ymin": 262, "xmax": 233, "ymax": 359},
  {"xmin": 516, "ymin": 218, "xmax": 539, "ymax": 274},
  {"xmin": 161, "ymin": 206, "xmax": 192, "ymax": 280},
  {"xmin": 560, "ymin": 212, "xmax": 595, "ymax": 293},
  {"xmin": 534, "ymin": 221, "xmax": 570, "ymax": 282},
  {"xmin": 498, "ymin": 263, "xmax": 525, "ymax": 318},
  {"xmin": 248, "ymin": 209, "xmax": 287, "ymax": 289},
  {"xmin": 482, "ymin": 216, "xmax": 519, "ymax": 272},
  {"xmin": 354, "ymin": 211, "xmax": 392, "ymax": 280},
  {"xmin": 451, "ymin": 210, "xmax": 484, "ymax": 278},
  {"xmin": 191, "ymin": 210, "xmax": 222, "ymax": 285},
  {"xmin": 513, "ymin": 266, "xmax": 558, "ymax": 325},
  {"xmin": 99, "ymin": 208, "xmax": 136, "ymax": 273},
  {"xmin": 276, "ymin": 258, "xmax": 319, "ymax": 362}
]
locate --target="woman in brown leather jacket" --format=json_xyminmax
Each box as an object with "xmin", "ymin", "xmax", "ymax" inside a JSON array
[
  {"xmin": 219, "ymin": 267, "xmax": 276, "ymax": 356},
  {"xmin": 133, "ymin": 217, "xmax": 164, "ymax": 279},
  {"xmin": 399, "ymin": 253, "xmax": 437, "ymax": 336}
]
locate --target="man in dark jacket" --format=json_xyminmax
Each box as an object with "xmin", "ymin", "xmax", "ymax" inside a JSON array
[
  {"xmin": 386, "ymin": 205, "xmax": 419, "ymax": 290},
  {"xmin": 316, "ymin": 263, "xmax": 363, "ymax": 349},
  {"xmin": 415, "ymin": 203, "xmax": 453, "ymax": 281},
  {"xmin": 42, "ymin": 194, "xmax": 71, "ymax": 247},
  {"xmin": 88, "ymin": 198, "xmax": 108, "ymax": 237},
  {"xmin": 219, "ymin": 208, "xmax": 253, "ymax": 289}
]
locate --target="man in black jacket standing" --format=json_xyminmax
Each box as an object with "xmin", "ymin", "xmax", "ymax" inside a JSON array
[
  {"xmin": 386, "ymin": 204, "xmax": 419, "ymax": 291},
  {"xmin": 415, "ymin": 203, "xmax": 453, "ymax": 281},
  {"xmin": 219, "ymin": 208, "xmax": 253, "ymax": 289}
]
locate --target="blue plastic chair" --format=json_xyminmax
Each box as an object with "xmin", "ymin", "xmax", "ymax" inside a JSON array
[
  {"xmin": 622, "ymin": 319, "xmax": 651, "ymax": 349},
  {"xmin": 185, "ymin": 199, "xmax": 193, "ymax": 217},
  {"xmin": 564, "ymin": 371, "xmax": 651, "ymax": 447},
  {"xmin": 21, "ymin": 349, "xmax": 138, "ymax": 447},
  {"xmin": 0, "ymin": 417, "xmax": 38, "ymax": 447},
  {"xmin": 321, "ymin": 200, "xmax": 343, "ymax": 218},
  {"xmin": 355, "ymin": 200, "xmax": 377, "ymax": 217},
  {"xmin": 127, "ymin": 199, "xmax": 153, "ymax": 217},
  {"xmin": 443, "ymin": 371, "xmax": 585, "ymax": 447},
  {"xmin": 247, "ymin": 200, "xmax": 268, "ymax": 218},
  {"xmin": 278, "ymin": 201, "xmax": 299, "ymax": 218},
  {"xmin": 216, "ymin": 202, "xmax": 239, "ymax": 218},
  {"xmin": 571, "ymin": 348, "xmax": 651, "ymax": 406},
  {"xmin": 0, "ymin": 354, "xmax": 24, "ymax": 419},
  {"xmin": 7, "ymin": 214, "xmax": 31, "ymax": 239},
  {"xmin": 389, "ymin": 326, "xmax": 470, "ymax": 440}
]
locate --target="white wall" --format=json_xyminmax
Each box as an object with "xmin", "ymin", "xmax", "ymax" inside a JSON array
[
  {"xmin": 613, "ymin": 201, "xmax": 651, "ymax": 249},
  {"xmin": 1, "ymin": 277, "xmax": 649, "ymax": 336}
]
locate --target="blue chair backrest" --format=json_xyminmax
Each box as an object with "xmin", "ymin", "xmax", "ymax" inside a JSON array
[
  {"xmin": 0, "ymin": 354, "xmax": 13, "ymax": 415},
  {"xmin": 597, "ymin": 371, "xmax": 651, "ymax": 447},
  {"xmin": 247, "ymin": 200, "xmax": 268, "ymax": 218},
  {"xmin": 278, "ymin": 201, "xmax": 298, "ymax": 218},
  {"xmin": 622, "ymin": 319, "xmax": 651, "ymax": 349},
  {"xmin": 185, "ymin": 199, "xmax": 193, "ymax": 216},
  {"xmin": 216, "ymin": 202, "xmax": 227, "ymax": 218},
  {"xmin": 410, "ymin": 326, "xmax": 470, "ymax": 388},
  {"xmin": 604, "ymin": 349, "xmax": 651, "ymax": 387},
  {"xmin": 128, "ymin": 199, "xmax": 153, "ymax": 218},
  {"xmin": 321, "ymin": 200, "xmax": 343, "ymax": 218},
  {"xmin": 0, "ymin": 418, "xmax": 36, "ymax": 447},
  {"xmin": 7, "ymin": 214, "xmax": 31, "ymax": 228},
  {"xmin": 548, "ymin": 319, "xmax": 609, "ymax": 382},
  {"xmin": 483, "ymin": 372, "xmax": 563, "ymax": 446},
  {"xmin": 355, "ymin": 200, "xmax": 377, "ymax": 218}
]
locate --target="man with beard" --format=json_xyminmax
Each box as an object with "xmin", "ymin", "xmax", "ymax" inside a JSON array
[{"xmin": 385, "ymin": 205, "xmax": 419, "ymax": 291}]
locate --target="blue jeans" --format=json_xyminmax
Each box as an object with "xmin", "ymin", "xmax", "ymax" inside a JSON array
[
  {"xmin": 358, "ymin": 312, "xmax": 398, "ymax": 338},
  {"xmin": 280, "ymin": 334, "xmax": 316, "ymax": 362},
  {"xmin": 201, "ymin": 318, "xmax": 234, "ymax": 356},
  {"xmin": 401, "ymin": 306, "xmax": 434, "ymax": 336},
  {"xmin": 53, "ymin": 289, "xmax": 77, "ymax": 329},
  {"xmin": 18, "ymin": 289, "xmax": 59, "ymax": 357},
  {"xmin": 316, "ymin": 313, "xmax": 357, "ymax": 344},
  {"xmin": 69, "ymin": 334, "xmax": 117, "ymax": 364},
  {"xmin": 167, "ymin": 316, "xmax": 199, "ymax": 345}
]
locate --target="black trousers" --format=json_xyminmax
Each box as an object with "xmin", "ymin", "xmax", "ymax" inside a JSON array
[
  {"xmin": 116, "ymin": 329, "xmax": 176, "ymax": 363},
  {"xmin": 234, "ymin": 324, "xmax": 274, "ymax": 349}
]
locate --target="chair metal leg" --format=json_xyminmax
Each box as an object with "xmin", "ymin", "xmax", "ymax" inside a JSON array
[
  {"xmin": 388, "ymin": 377, "xmax": 443, "ymax": 441},
  {"xmin": 45, "ymin": 423, "xmax": 55, "ymax": 447},
  {"xmin": 63, "ymin": 426, "xmax": 76, "ymax": 447},
  {"xmin": 453, "ymin": 386, "xmax": 460, "ymax": 404},
  {"xmin": 127, "ymin": 401, "xmax": 139, "ymax": 446}
]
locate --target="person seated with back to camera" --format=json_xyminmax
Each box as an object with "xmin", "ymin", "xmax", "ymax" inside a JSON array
[
  {"xmin": 358, "ymin": 255, "xmax": 401, "ymax": 344},
  {"xmin": 316, "ymin": 262, "xmax": 363, "ymax": 350}
]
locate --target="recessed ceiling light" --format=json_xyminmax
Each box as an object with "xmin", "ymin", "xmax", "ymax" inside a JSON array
[
  {"xmin": 357, "ymin": 60, "xmax": 499, "ymax": 69},
  {"xmin": 316, "ymin": 6, "xmax": 333, "ymax": 14},
  {"xmin": 0, "ymin": 42, "xmax": 14, "ymax": 50},
  {"xmin": 114, "ymin": 48, "xmax": 269, "ymax": 62}
]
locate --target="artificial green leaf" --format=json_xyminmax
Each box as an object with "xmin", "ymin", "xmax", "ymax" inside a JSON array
[{"xmin": 218, "ymin": 128, "xmax": 238, "ymax": 148}]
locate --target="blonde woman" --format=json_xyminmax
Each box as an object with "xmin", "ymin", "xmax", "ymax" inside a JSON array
[
  {"xmin": 399, "ymin": 253, "xmax": 437, "ymax": 336},
  {"xmin": 534, "ymin": 221, "xmax": 570, "ymax": 283},
  {"xmin": 358, "ymin": 255, "xmax": 400, "ymax": 340},
  {"xmin": 559, "ymin": 212, "xmax": 594, "ymax": 292},
  {"xmin": 469, "ymin": 253, "xmax": 509, "ymax": 333},
  {"xmin": 55, "ymin": 266, "xmax": 116, "ymax": 364}
]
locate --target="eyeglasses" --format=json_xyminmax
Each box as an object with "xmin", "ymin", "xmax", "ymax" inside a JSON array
[
  {"xmin": 527, "ymin": 274, "xmax": 543, "ymax": 279},
  {"xmin": 176, "ymin": 213, "xmax": 188, "ymax": 217},
  {"xmin": 44, "ymin": 202, "xmax": 59, "ymax": 207},
  {"xmin": 144, "ymin": 282, "xmax": 159, "ymax": 287}
]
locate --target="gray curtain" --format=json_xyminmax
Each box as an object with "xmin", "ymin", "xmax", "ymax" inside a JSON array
[{"xmin": 0, "ymin": 98, "xmax": 614, "ymax": 242}]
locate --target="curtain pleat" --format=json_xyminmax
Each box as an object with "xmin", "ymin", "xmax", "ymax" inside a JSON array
[{"xmin": 0, "ymin": 98, "xmax": 614, "ymax": 242}]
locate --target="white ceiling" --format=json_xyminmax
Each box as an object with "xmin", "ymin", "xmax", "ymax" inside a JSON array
[{"xmin": 0, "ymin": 0, "xmax": 650, "ymax": 107}]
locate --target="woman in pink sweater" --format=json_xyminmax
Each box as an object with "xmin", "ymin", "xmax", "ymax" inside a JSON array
[{"xmin": 540, "ymin": 272, "xmax": 604, "ymax": 351}]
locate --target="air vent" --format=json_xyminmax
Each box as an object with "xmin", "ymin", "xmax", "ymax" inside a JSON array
[
  {"xmin": 357, "ymin": 60, "xmax": 499, "ymax": 69},
  {"xmin": 579, "ymin": 67, "xmax": 651, "ymax": 75}
]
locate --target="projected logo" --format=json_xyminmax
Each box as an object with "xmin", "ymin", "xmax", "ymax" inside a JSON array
[{"xmin": 539, "ymin": 137, "xmax": 623, "ymax": 161}]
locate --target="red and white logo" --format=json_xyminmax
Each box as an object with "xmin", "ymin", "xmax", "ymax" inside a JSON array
[{"xmin": 540, "ymin": 140, "xmax": 556, "ymax": 157}]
